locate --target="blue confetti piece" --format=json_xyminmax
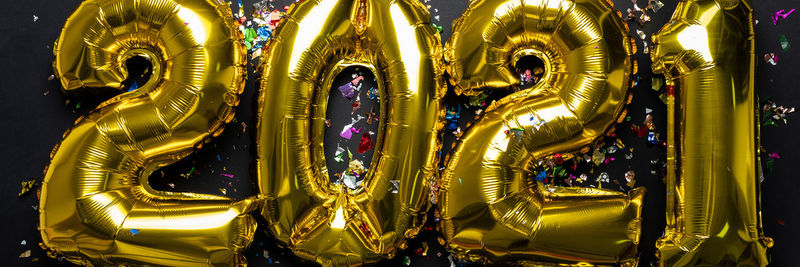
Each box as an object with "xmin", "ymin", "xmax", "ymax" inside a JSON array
[
  {"xmin": 127, "ymin": 80, "xmax": 138, "ymax": 92},
  {"xmin": 130, "ymin": 229, "xmax": 139, "ymax": 235},
  {"xmin": 536, "ymin": 171, "xmax": 547, "ymax": 181},
  {"xmin": 257, "ymin": 27, "xmax": 272, "ymax": 39}
]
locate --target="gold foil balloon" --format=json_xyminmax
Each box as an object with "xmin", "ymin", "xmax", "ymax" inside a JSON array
[
  {"xmin": 439, "ymin": 0, "xmax": 643, "ymax": 264},
  {"xmin": 651, "ymin": 0, "xmax": 772, "ymax": 265},
  {"xmin": 40, "ymin": 0, "xmax": 256, "ymax": 265},
  {"xmin": 255, "ymin": 0, "xmax": 443, "ymax": 265}
]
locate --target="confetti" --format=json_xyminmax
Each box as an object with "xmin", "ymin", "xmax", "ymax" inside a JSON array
[
  {"xmin": 635, "ymin": 29, "xmax": 646, "ymax": 40},
  {"xmin": 357, "ymin": 131, "xmax": 374, "ymax": 154},
  {"xmin": 625, "ymin": 170, "xmax": 636, "ymax": 187},
  {"xmin": 778, "ymin": 34, "xmax": 790, "ymax": 51},
  {"xmin": 772, "ymin": 9, "xmax": 795, "ymax": 25},
  {"xmin": 19, "ymin": 250, "xmax": 31, "ymax": 258},
  {"xmin": 338, "ymin": 76, "xmax": 364, "ymax": 99},
  {"xmin": 651, "ymin": 77, "xmax": 663, "ymax": 91},
  {"xmin": 130, "ymin": 229, "xmax": 139, "ymax": 235},
  {"xmin": 764, "ymin": 53, "xmax": 779, "ymax": 65},
  {"xmin": 18, "ymin": 180, "xmax": 37, "ymax": 197}
]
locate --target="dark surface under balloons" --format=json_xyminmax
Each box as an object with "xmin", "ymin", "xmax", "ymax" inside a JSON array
[{"xmin": 1, "ymin": 0, "xmax": 798, "ymax": 266}]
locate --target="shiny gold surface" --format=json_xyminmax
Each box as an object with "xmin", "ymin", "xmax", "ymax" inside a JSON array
[
  {"xmin": 41, "ymin": 0, "xmax": 255, "ymax": 265},
  {"xmin": 651, "ymin": 0, "xmax": 772, "ymax": 265},
  {"xmin": 439, "ymin": 0, "xmax": 643, "ymax": 265},
  {"xmin": 255, "ymin": 0, "xmax": 443, "ymax": 265}
]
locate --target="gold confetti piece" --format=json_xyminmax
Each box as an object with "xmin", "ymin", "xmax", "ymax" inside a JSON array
[
  {"xmin": 19, "ymin": 250, "xmax": 31, "ymax": 258},
  {"xmin": 18, "ymin": 180, "xmax": 37, "ymax": 197},
  {"xmin": 219, "ymin": 188, "xmax": 227, "ymax": 195}
]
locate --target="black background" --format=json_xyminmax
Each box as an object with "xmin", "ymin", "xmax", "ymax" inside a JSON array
[{"xmin": 1, "ymin": 0, "xmax": 798, "ymax": 266}]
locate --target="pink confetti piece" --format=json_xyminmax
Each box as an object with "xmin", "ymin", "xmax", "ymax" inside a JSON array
[
  {"xmin": 773, "ymin": 9, "xmax": 795, "ymax": 25},
  {"xmin": 220, "ymin": 173, "xmax": 234, "ymax": 178}
]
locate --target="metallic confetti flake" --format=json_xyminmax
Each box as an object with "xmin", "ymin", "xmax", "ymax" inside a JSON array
[
  {"xmin": 18, "ymin": 180, "xmax": 37, "ymax": 197},
  {"xmin": 625, "ymin": 170, "xmax": 636, "ymax": 187},
  {"xmin": 779, "ymin": 35, "xmax": 790, "ymax": 51},
  {"xmin": 651, "ymin": 77, "xmax": 663, "ymax": 91},
  {"xmin": 636, "ymin": 29, "xmax": 646, "ymax": 40}
]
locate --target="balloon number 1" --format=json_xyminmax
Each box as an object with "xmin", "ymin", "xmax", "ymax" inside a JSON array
[
  {"xmin": 651, "ymin": 0, "xmax": 771, "ymax": 265},
  {"xmin": 38, "ymin": 0, "xmax": 769, "ymax": 266}
]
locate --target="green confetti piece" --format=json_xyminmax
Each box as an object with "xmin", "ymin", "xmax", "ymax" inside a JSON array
[
  {"xmin": 766, "ymin": 159, "xmax": 775, "ymax": 172},
  {"xmin": 779, "ymin": 35, "xmax": 790, "ymax": 51},
  {"xmin": 432, "ymin": 24, "xmax": 443, "ymax": 33},
  {"xmin": 75, "ymin": 102, "xmax": 81, "ymax": 109},
  {"xmin": 245, "ymin": 28, "xmax": 257, "ymax": 42},
  {"xmin": 762, "ymin": 110, "xmax": 774, "ymax": 123},
  {"xmin": 763, "ymin": 120, "xmax": 777, "ymax": 127}
]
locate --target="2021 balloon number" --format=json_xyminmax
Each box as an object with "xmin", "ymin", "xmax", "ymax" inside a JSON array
[{"xmin": 39, "ymin": 0, "xmax": 769, "ymax": 266}]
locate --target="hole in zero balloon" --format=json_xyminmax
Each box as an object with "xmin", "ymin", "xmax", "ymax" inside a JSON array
[
  {"xmin": 122, "ymin": 56, "xmax": 154, "ymax": 92},
  {"xmin": 514, "ymin": 55, "xmax": 546, "ymax": 90},
  {"xmin": 323, "ymin": 66, "xmax": 380, "ymax": 191}
]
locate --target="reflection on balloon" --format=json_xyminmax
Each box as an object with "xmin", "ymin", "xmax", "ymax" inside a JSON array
[
  {"xmin": 255, "ymin": 0, "xmax": 443, "ymax": 265},
  {"xmin": 40, "ymin": 0, "xmax": 256, "ymax": 265},
  {"xmin": 439, "ymin": 0, "xmax": 643, "ymax": 265},
  {"xmin": 651, "ymin": 0, "xmax": 772, "ymax": 265}
]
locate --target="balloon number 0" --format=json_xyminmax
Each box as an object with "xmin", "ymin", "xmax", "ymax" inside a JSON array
[
  {"xmin": 255, "ymin": 0, "xmax": 443, "ymax": 265},
  {"xmin": 39, "ymin": 0, "xmax": 769, "ymax": 266}
]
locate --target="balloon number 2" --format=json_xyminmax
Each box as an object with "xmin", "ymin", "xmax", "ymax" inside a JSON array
[
  {"xmin": 439, "ymin": 0, "xmax": 643, "ymax": 265},
  {"xmin": 39, "ymin": 0, "xmax": 769, "ymax": 266},
  {"xmin": 40, "ymin": 0, "xmax": 256, "ymax": 265}
]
